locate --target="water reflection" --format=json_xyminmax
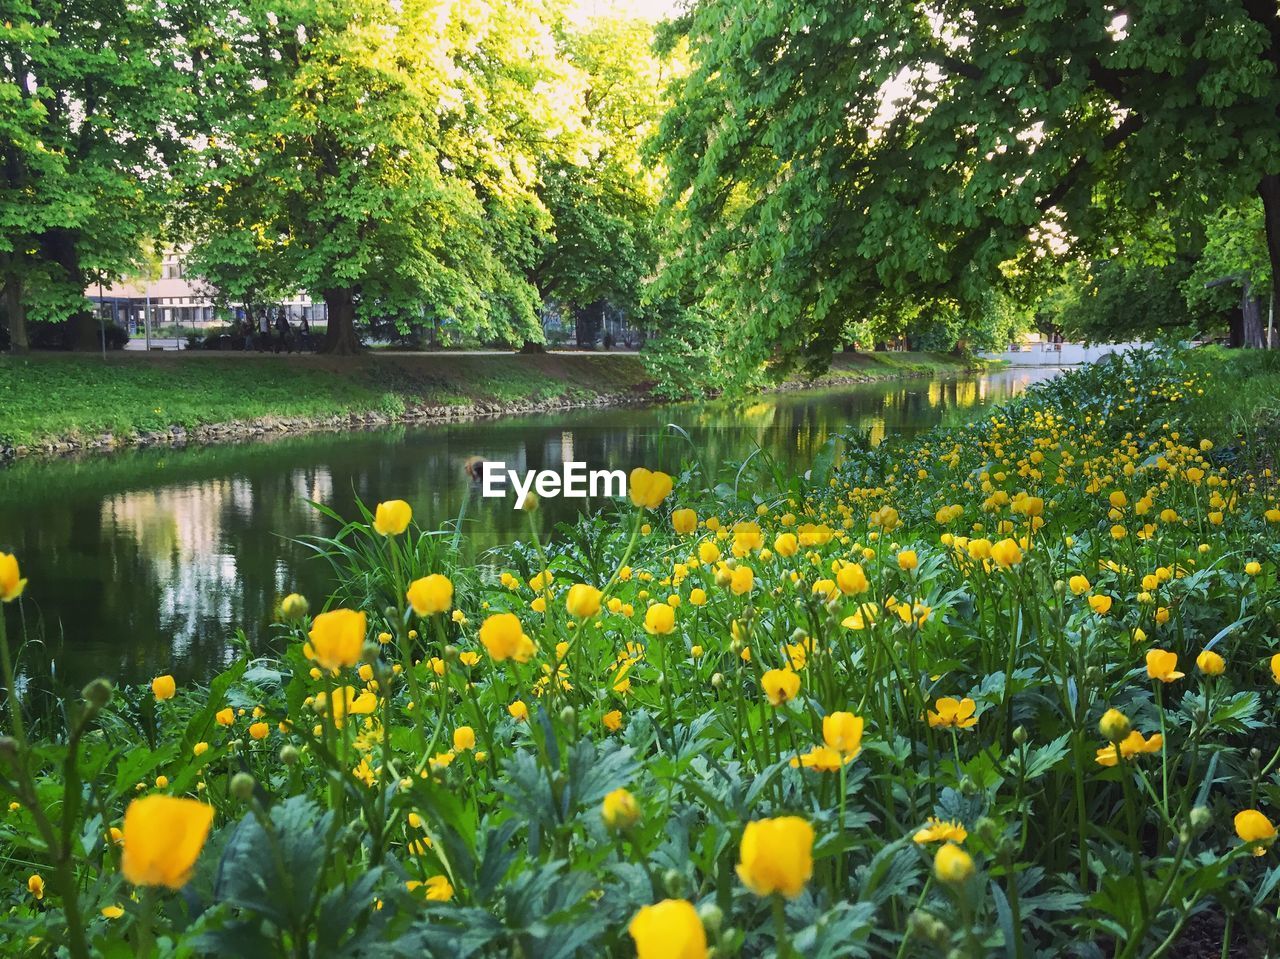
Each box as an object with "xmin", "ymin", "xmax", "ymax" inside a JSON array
[{"xmin": 0, "ymin": 367, "xmax": 1062, "ymax": 688}]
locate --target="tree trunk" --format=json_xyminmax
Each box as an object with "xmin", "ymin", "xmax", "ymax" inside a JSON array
[
  {"xmin": 319, "ymin": 288, "xmax": 361, "ymax": 355},
  {"xmin": 41, "ymin": 227, "xmax": 100, "ymax": 351},
  {"xmin": 1260, "ymin": 173, "xmax": 1280, "ymax": 336},
  {"xmin": 1243, "ymin": 295, "xmax": 1265, "ymax": 348},
  {"xmin": 3, "ymin": 275, "xmax": 29, "ymax": 353},
  {"xmin": 573, "ymin": 300, "xmax": 606, "ymax": 349}
]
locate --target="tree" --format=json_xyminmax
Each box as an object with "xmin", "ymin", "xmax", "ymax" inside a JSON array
[
  {"xmin": 657, "ymin": 0, "xmax": 1280, "ymax": 377},
  {"xmin": 1052, "ymin": 259, "xmax": 1207, "ymax": 344},
  {"xmin": 1185, "ymin": 200, "xmax": 1273, "ymax": 346},
  {"xmin": 185, "ymin": 0, "xmax": 575, "ymax": 354},
  {"xmin": 0, "ymin": 0, "xmax": 187, "ymax": 352},
  {"xmin": 531, "ymin": 17, "xmax": 669, "ymax": 343}
]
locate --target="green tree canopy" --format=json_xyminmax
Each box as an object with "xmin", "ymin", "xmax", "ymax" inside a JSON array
[
  {"xmin": 185, "ymin": 0, "xmax": 577, "ymax": 353},
  {"xmin": 531, "ymin": 17, "xmax": 669, "ymax": 325},
  {"xmin": 0, "ymin": 0, "xmax": 188, "ymax": 351},
  {"xmin": 657, "ymin": 0, "xmax": 1280, "ymax": 379}
]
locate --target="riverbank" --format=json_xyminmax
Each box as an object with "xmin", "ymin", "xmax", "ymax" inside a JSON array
[{"xmin": 0, "ymin": 349, "xmax": 982, "ymax": 458}]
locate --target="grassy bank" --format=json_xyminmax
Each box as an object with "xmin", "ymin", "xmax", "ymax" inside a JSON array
[{"xmin": 0, "ymin": 350, "xmax": 980, "ymax": 452}]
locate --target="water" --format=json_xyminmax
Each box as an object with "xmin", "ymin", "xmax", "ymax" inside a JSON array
[{"xmin": 0, "ymin": 366, "xmax": 1063, "ymax": 689}]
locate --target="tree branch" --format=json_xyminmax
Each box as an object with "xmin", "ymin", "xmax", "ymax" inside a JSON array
[{"xmin": 1037, "ymin": 113, "xmax": 1144, "ymax": 213}]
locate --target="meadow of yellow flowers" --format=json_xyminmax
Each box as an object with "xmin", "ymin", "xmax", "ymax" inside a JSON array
[{"xmin": 2, "ymin": 349, "xmax": 1280, "ymax": 957}]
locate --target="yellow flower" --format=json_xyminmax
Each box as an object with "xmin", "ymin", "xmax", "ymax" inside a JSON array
[
  {"xmin": 603, "ymin": 709, "xmax": 623, "ymax": 732},
  {"xmin": 1145, "ymin": 649, "xmax": 1184, "ymax": 683},
  {"xmin": 372, "ymin": 500, "xmax": 412, "ymax": 536},
  {"xmin": 101, "ymin": 905, "xmax": 125, "ymax": 919},
  {"xmin": 1098, "ymin": 708, "xmax": 1130, "ymax": 742},
  {"xmin": 789, "ymin": 745, "xmax": 848, "ymax": 772},
  {"xmin": 897, "ymin": 549, "xmax": 918, "ymax": 571},
  {"xmin": 967, "ymin": 538, "xmax": 992, "ymax": 560},
  {"xmin": 407, "ymin": 875, "xmax": 454, "ymax": 900},
  {"xmin": 26, "ymin": 874, "xmax": 43, "ymax": 900},
  {"xmin": 313, "ymin": 686, "xmax": 377, "ymax": 727},
  {"xmin": 508, "ymin": 700, "xmax": 529, "ymax": 721},
  {"xmin": 479, "ymin": 613, "xmax": 536, "ymax": 663},
  {"xmin": 822, "ymin": 711, "xmax": 863, "ymax": 759},
  {"xmin": 841, "ymin": 603, "xmax": 879, "ymax": 630},
  {"xmin": 1245, "ymin": 561, "xmax": 1261, "ymax": 576},
  {"xmin": 305, "ymin": 609, "xmax": 367, "ymax": 672},
  {"xmin": 643, "ymin": 603, "xmax": 676, "ymax": 635},
  {"xmin": 1068, "ymin": 575, "xmax": 1090, "ymax": 595},
  {"xmin": 774, "ymin": 532, "xmax": 798, "ymax": 557},
  {"xmin": 629, "ymin": 468, "xmax": 673, "ymax": 509},
  {"xmin": 279, "ymin": 592, "xmax": 309, "ymax": 619},
  {"xmin": 453, "ymin": 726, "xmax": 476, "ymax": 751},
  {"xmin": 928, "ymin": 697, "xmax": 978, "ymax": 729},
  {"xmin": 602, "ymin": 787, "xmax": 641, "ymax": 830},
  {"xmin": 761, "ymin": 668, "xmax": 801, "ymax": 706},
  {"xmin": 1094, "ymin": 730, "xmax": 1163, "ymax": 766},
  {"xmin": 628, "ymin": 899, "xmax": 707, "ymax": 959},
  {"xmin": 0, "ymin": 553, "xmax": 28, "ymax": 602},
  {"xmin": 729, "ymin": 566, "xmax": 754, "ymax": 595},
  {"xmin": 1235, "ymin": 809, "xmax": 1277, "ymax": 856},
  {"xmin": 736, "ymin": 816, "xmax": 813, "ymax": 898},
  {"xmin": 121, "ymin": 795, "xmax": 214, "ymax": 889},
  {"xmin": 671, "ymin": 508, "xmax": 698, "ymax": 534},
  {"xmin": 934, "ymin": 843, "xmax": 974, "ymax": 884},
  {"xmin": 248, "ymin": 721, "xmax": 269, "ymax": 740},
  {"xmin": 990, "ymin": 538, "xmax": 1022, "ymax": 568},
  {"xmin": 835, "ymin": 562, "xmax": 869, "ymax": 595},
  {"xmin": 1088, "ymin": 594, "xmax": 1113, "ymax": 615},
  {"xmin": 913, "ymin": 818, "xmax": 968, "ymax": 845},
  {"xmin": 193, "ymin": 742, "xmax": 209, "ymax": 757},
  {"xmin": 151, "ymin": 675, "xmax": 176, "ymax": 701},
  {"xmin": 1196, "ymin": 649, "xmax": 1225, "ymax": 676},
  {"xmin": 215, "ymin": 707, "xmax": 234, "ymax": 726},
  {"xmin": 688, "ymin": 588, "xmax": 707, "ymax": 606},
  {"xmin": 406, "ymin": 575, "xmax": 453, "ymax": 616},
  {"xmin": 565, "ymin": 584, "xmax": 603, "ymax": 618},
  {"xmin": 1271, "ymin": 653, "xmax": 1280, "ymax": 685}
]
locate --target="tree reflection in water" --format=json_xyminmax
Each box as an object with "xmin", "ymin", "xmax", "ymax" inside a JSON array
[{"xmin": 0, "ymin": 367, "xmax": 1062, "ymax": 690}]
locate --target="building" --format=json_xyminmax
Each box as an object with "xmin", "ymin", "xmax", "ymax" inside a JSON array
[{"xmin": 88, "ymin": 250, "xmax": 323, "ymax": 340}]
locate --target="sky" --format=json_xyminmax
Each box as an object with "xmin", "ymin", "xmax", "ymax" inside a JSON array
[{"xmin": 570, "ymin": 0, "xmax": 684, "ymax": 23}]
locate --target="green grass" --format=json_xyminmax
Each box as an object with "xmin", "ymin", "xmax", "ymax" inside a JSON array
[
  {"xmin": 0, "ymin": 352, "xmax": 653, "ymax": 448},
  {"xmin": 784, "ymin": 350, "xmax": 989, "ymax": 387},
  {"xmin": 0, "ymin": 349, "xmax": 983, "ymax": 450}
]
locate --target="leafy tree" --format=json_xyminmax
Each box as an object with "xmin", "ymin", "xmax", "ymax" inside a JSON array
[
  {"xmin": 657, "ymin": 0, "xmax": 1280, "ymax": 378},
  {"xmin": 531, "ymin": 17, "xmax": 669, "ymax": 345},
  {"xmin": 1053, "ymin": 259, "xmax": 1207, "ymax": 344},
  {"xmin": 0, "ymin": 0, "xmax": 188, "ymax": 351},
  {"xmin": 185, "ymin": 0, "xmax": 574, "ymax": 354}
]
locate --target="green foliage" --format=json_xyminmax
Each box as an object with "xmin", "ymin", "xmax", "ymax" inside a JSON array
[
  {"xmin": 656, "ymin": 0, "xmax": 1280, "ymax": 378},
  {"xmin": 533, "ymin": 18, "xmax": 668, "ymax": 321},
  {"xmin": 1185, "ymin": 201, "xmax": 1274, "ymax": 314},
  {"xmin": 184, "ymin": 0, "xmax": 578, "ymax": 350},
  {"xmin": 0, "ymin": 0, "xmax": 189, "ymax": 343},
  {"xmin": 1053, "ymin": 259, "xmax": 1208, "ymax": 344}
]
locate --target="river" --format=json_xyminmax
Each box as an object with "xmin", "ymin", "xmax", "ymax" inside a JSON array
[{"xmin": 0, "ymin": 366, "xmax": 1065, "ymax": 689}]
